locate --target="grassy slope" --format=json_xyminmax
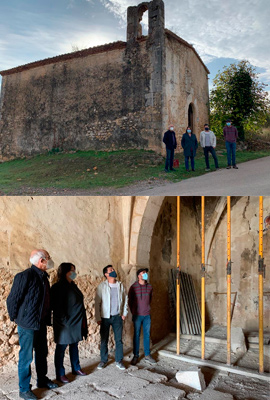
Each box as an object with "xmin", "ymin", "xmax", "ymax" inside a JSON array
[{"xmin": 0, "ymin": 145, "xmax": 269, "ymax": 194}]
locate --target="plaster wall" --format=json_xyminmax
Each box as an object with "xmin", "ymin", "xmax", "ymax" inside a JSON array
[{"xmin": 0, "ymin": 196, "xmax": 126, "ymax": 275}]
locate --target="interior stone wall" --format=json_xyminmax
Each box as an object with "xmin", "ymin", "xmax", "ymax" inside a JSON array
[
  {"xmin": 148, "ymin": 196, "xmax": 270, "ymax": 342},
  {"xmin": 0, "ymin": 196, "xmax": 130, "ymax": 368},
  {"xmin": 206, "ymin": 196, "xmax": 270, "ymax": 332},
  {"xmin": 149, "ymin": 196, "xmax": 201, "ymax": 343},
  {"xmin": 0, "ymin": 196, "xmax": 125, "ymax": 276},
  {"xmin": 0, "ymin": 196, "xmax": 269, "ymax": 368}
]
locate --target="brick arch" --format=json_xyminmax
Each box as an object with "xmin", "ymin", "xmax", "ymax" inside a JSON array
[{"xmin": 129, "ymin": 196, "xmax": 165, "ymax": 266}]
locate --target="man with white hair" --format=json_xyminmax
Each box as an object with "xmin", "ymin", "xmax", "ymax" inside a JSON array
[{"xmin": 7, "ymin": 249, "xmax": 58, "ymax": 400}]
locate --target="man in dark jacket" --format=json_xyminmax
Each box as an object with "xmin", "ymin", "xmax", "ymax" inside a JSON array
[
  {"xmin": 163, "ymin": 125, "xmax": 177, "ymax": 172},
  {"xmin": 128, "ymin": 268, "xmax": 156, "ymax": 366},
  {"xmin": 223, "ymin": 119, "xmax": 238, "ymax": 169},
  {"xmin": 7, "ymin": 249, "xmax": 58, "ymax": 400}
]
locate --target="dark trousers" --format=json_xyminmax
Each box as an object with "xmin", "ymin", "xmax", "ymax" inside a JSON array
[
  {"xmin": 18, "ymin": 323, "xmax": 48, "ymax": 392},
  {"xmin": 100, "ymin": 315, "xmax": 123, "ymax": 363},
  {"xmin": 185, "ymin": 156, "xmax": 195, "ymax": 171},
  {"xmin": 203, "ymin": 146, "xmax": 219, "ymax": 169},
  {"xmin": 133, "ymin": 315, "xmax": 151, "ymax": 357},
  {"xmin": 54, "ymin": 343, "xmax": 80, "ymax": 376},
  {"xmin": 226, "ymin": 141, "xmax": 236, "ymax": 166},
  {"xmin": 165, "ymin": 148, "xmax": 174, "ymax": 170}
]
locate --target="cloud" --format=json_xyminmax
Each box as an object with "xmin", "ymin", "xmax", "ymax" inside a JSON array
[
  {"xmin": 0, "ymin": 7, "xmax": 122, "ymax": 72},
  {"xmin": 99, "ymin": 0, "xmax": 270, "ymax": 85}
]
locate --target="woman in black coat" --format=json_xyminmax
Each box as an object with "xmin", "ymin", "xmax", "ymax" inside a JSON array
[
  {"xmin": 181, "ymin": 126, "xmax": 198, "ymax": 171},
  {"xmin": 51, "ymin": 263, "xmax": 88, "ymax": 383}
]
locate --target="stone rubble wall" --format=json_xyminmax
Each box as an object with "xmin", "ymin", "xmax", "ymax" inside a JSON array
[{"xmin": 0, "ymin": 270, "xmax": 132, "ymax": 368}]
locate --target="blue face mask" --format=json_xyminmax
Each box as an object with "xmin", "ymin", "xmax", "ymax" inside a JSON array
[
  {"xmin": 109, "ymin": 270, "xmax": 117, "ymax": 278},
  {"xmin": 226, "ymin": 122, "xmax": 231, "ymax": 126},
  {"xmin": 142, "ymin": 272, "xmax": 148, "ymax": 280},
  {"xmin": 69, "ymin": 271, "xmax": 77, "ymax": 280},
  {"xmin": 187, "ymin": 129, "xmax": 191, "ymax": 133}
]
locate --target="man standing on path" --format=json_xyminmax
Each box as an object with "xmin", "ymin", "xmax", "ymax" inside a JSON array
[
  {"xmin": 223, "ymin": 119, "xmax": 238, "ymax": 169},
  {"xmin": 128, "ymin": 268, "xmax": 157, "ymax": 366},
  {"xmin": 200, "ymin": 124, "xmax": 219, "ymax": 171},
  {"xmin": 95, "ymin": 265, "xmax": 128, "ymax": 371},
  {"xmin": 7, "ymin": 249, "xmax": 58, "ymax": 400},
  {"xmin": 163, "ymin": 125, "xmax": 177, "ymax": 172}
]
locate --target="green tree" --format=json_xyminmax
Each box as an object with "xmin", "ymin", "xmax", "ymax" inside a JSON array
[{"xmin": 210, "ymin": 60, "xmax": 269, "ymax": 140}]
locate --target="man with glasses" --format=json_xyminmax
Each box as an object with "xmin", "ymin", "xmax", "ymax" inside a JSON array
[{"xmin": 7, "ymin": 249, "xmax": 58, "ymax": 400}]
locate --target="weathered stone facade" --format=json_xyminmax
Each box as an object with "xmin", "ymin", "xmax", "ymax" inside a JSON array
[
  {"xmin": 0, "ymin": 196, "xmax": 269, "ymax": 367},
  {"xmin": 0, "ymin": 0, "xmax": 209, "ymax": 160}
]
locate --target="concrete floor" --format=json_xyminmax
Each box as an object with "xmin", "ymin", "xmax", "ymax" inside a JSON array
[{"xmin": 0, "ymin": 334, "xmax": 269, "ymax": 400}]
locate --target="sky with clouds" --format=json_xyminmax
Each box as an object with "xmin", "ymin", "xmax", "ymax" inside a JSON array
[{"xmin": 0, "ymin": 0, "xmax": 269, "ymax": 93}]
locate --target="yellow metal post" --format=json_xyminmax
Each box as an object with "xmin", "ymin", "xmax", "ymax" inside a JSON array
[
  {"xmin": 201, "ymin": 196, "xmax": 205, "ymax": 360},
  {"xmin": 259, "ymin": 196, "xmax": 264, "ymax": 373},
  {"xmin": 227, "ymin": 196, "xmax": 231, "ymax": 365},
  {"xmin": 176, "ymin": 196, "xmax": 181, "ymax": 354}
]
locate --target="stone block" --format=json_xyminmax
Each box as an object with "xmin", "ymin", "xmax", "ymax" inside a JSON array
[
  {"xmin": 175, "ymin": 368, "xmax": 206, "ymax": 391},
  {"xmin": 231, "ymin": 327, "xmax": 247, "ymax": 353},
  {"xmin": 187, "ymin": 388, "xmax": 234, "ymax": 400},
  {"xmin": 86, "ymin": 364, "xmax": 149, "ymax": 398},
  {"xmin": 127, "ymin": 368, "xmax": 168, "ymax": 383},
  {"xmin": 124, "ymin": 382, "xmax": 186, "ymax": 400}
]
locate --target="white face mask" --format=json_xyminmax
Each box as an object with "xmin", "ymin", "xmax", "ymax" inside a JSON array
[
  {"xmin": 46, "ymin": 259, "xmax": 55, "ymax": 270},
  {"xmin": 170, "ymin": 127, "xmax": 174, "ymax": 131}
]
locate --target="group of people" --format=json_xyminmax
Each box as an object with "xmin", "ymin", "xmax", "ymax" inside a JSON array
[
  {"xmin": 7, "ymin": 249, "xmax": 155, "ymax": 400},
  {"xmin": 163, "ymin": 119, "xmax": 239, "ymax": 172}
]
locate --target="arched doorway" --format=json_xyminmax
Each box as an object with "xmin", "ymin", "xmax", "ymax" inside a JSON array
[{"xmin": 188, "ymin": 103, "xmax": 194, "ymax": 132}]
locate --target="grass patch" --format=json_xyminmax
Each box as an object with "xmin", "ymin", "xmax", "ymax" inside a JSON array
[{"xmin": 0, "ymin": 144, "xmax": 269, "ymax": 194}]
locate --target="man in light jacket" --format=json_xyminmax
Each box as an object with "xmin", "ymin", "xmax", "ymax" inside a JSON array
[
  {"xmin": 200, "ymin": 124, "xmax": 219, "ymax": 171},
  {"xmin": 95, "ymin": 265, "xmax": 128, "ymax": 371}
]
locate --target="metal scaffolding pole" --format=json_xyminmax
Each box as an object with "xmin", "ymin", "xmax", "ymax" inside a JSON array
[
  {"xmin": 201, "ymin": 196, "xmax": 205, "ymax": 360},
  {"xmin": 227, "ymin": 196, "xmax": 231, "ymax": 365},
  {"xmin": 259, "ymin": 196, "xmax": 264, "ymax": 373},
  {"xmin": 176, "ymin": 196, "xmax": 181, "ymax": 354}
]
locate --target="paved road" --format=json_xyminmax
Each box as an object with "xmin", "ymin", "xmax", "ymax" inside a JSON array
[{"xmin": 137, "ymin": 156, "xmax": 270, "ymax": 196}]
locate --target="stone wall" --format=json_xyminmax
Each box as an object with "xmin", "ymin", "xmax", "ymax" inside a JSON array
[
  {"xmin": 205, "ymin": 196, "xmax": 270, "ymax": 331},
  {"xmin": 147, "ymin": 196, "xmax": 270, "ymax": 340},
  {"xmin": 0, "ymin": 270, "xmax": 132, "ymax": 369},
  {"xmin": 0, "ymin": 196, "xmax": 125, "ymax": 276},
  {"xmin": 163, "ymin": 31, "xmax": 209, "ymax": 142},
  {"xmin": 0, "ymin": 40, "xmax": 157, "ymax": 159},
  {"xmin": 1, "ymin": 195, "xmax": 268, "ymax": 367},
  {"xmin": 149, "ymin": 197, "xmax": 201, "ymax": 342},
  {"xmin": 0, "ymin": 196, "xmax": 135, "ymax": 368}
]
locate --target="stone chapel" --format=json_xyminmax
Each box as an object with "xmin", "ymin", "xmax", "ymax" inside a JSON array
[{"xmin": 0, "ymin": 0, "xmax": 209, "ymax": 160}]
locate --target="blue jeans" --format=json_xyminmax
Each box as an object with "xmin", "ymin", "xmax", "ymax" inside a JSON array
[
  {"xmin": 100, "ymin": 315, "xmax": 123, "ymax": 363},
  {"xmin": 204, "ymin": 146, "xmax": 219, "ymax": 169},
  {"xmin": 226, "ymin": 141, "xmax": 236, "ymax": 166},
  {"xmin": 185, "ymin": 156, "xmax": 195, "ymax": 171},
  {"xmin": 55, "ymin": 343, "xmax": 80, "ymax": 376},
  {"xmin": 133, "ymin": 315, "xmax": 151, "ymax": 357},
  {"xmin": 18, "ymin": 324, "xmax": 48, "ymax": 392},
  {"xmin": 165, "ymin": 148, "xmax": 174, "ymax": 170}
]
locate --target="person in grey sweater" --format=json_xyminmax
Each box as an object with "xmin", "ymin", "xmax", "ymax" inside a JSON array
[
  {"xmin": 200, "ymin": 124, "xmax": 219, "ymax": 171},
  {"xmin": 95, "ymin": 265, "xmax": 128, "ymax": 371}
]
